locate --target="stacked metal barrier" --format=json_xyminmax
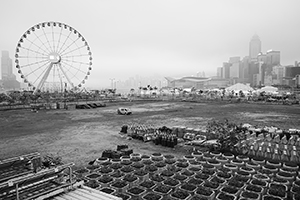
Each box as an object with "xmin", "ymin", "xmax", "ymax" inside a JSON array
[{"xmin": 0, "ymin": 153, "xmax": 78, "ymax": 200}]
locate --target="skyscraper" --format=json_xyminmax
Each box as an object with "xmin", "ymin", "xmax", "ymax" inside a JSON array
[
  {"xmin": 1, "ymin": 51, "xmax": 14, "ymax": 80},
  {"xmin": 222, "ymin": 62, "xmax": 231, "ymax": 79},
  {"xmin": 257, "ymin": 52, "xmax": 267, "ymax": 63},
  {"xmin": 242, "ymin": 56, "xmax": 250, "ymax": 81},
  {"xmin": 229, "ymin": 57, "xmax": 240, "ymax": 79},
  {"xmin": 216, "ymin": 67, "xmax": 223, "ymax": 78},
  {"xmin": 249, "ymin": 35, "xmax": 261, "ymax": 61},
  {"xmin": 266, "ymin": 50, "xmax": 280, "ymax": 66},
  {"xmin": 1, "ymin": 51, "xmax": 20, "ymax": 89}
]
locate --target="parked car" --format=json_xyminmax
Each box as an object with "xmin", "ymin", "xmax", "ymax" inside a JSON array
[{"xmin": 117, "ymin": 107, "xmax": 132, "ymax": 115}]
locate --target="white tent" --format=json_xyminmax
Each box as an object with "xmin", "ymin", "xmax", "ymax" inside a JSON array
[
  {"xmin": 259, "ymin": 86, "xmax": 278, "ymax": 93},
  {"xmin": 225, "ymin": 83, "xmax": 254, "ymax": 92}
]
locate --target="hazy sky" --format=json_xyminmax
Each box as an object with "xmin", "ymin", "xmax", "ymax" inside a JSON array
[{"xmin": 0, "ymin": 0, "xmax": 299, "ymax": 88}]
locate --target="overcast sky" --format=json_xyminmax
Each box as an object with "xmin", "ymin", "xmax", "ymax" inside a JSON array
[{"xmin": 0, "ymin": 0, "xmax": 299, "ymax": 88}]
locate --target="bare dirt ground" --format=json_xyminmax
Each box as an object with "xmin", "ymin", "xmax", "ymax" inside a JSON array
[{"xmin": 1, "ymin": 100, "xmax": 300, "ymax": 168}]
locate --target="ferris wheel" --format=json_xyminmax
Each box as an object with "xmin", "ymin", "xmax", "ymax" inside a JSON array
[{"xmin": 15, "ymin": 21, "xmax": 92, "ymax": 93}]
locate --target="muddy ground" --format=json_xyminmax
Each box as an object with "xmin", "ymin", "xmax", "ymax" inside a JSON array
[{"xmin": 0, "ymin": 100, "xmax": 300, "ymax": 168}]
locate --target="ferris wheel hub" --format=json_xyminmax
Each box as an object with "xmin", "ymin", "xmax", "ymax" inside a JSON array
[{"xmin": 48, "ymin": 53, "xmax": 61, "ymax": 64}]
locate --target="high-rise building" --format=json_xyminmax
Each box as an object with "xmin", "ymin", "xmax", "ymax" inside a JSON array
[
  {"xmin": 242, "ymin": 56, "xmax": 250, "ymax": 81},
  {"xmin": 252, "ymin": 62, "xmax": 264, "ymax": 86},
  {"xmin": 217, "ymin": 67, "xmax": 223, "ymax": 78},
  {"xmin": 249, "ymin": 35, "xmax": 261, "ymax": 61},
  {"xmin": 249, "ymin": 62, "xmax": 259, "ymax": 86},
  {"xmin": 296, "ymin": 75, "xmax": 300, "ymax": 87},
  {"xmin": 229, "ymin": 57, "xmax": 240, "ymax": 79},
  {"xmin": 229, "ymin": 56, "xmax": 240, "ymax": 64},
  {"xmin": 196, "ymin": 71, "xmax": 206, "ymax": 77},
  {"xmin": 272, "ymin": 65, "xmax": 285, "ymax": 85},
  {"xmin": 253, "ymin": 74, "xmax": 260, "ymax": 87},
  {"xmin": 1, "ymin": 51, "xmax": 14, "ymax": 80},
  {"xmin": 258, "ymin": 62, "xmax": 267, "ymax": 86},
  {"xmin": 257, "ymin": 52, "xmax": 267, "ymax": 63},
  {"xmin": 222, "ymin": 62, "xmax": 231, "ymax": 79},
  {"xmin": 266, "ymin": 50, "xmax": 280, "ymax": 66},
  {"xmin": 285, "ymin": 66, "xmax": 300, "ymax": 79},
  {"xmin": 264, "ymin": 74, "xmax": 273, "ymax": 86},
  {"xmin": 1, "ymin": 51, "xmax": 20, "ymax": 89},
  {"xmin": 230, "ymin": 62, "xmax": 240, "ymax": 78},
  {"xmin": 239, "ymin": 63, "xmax": 244, "ymax": 80}
]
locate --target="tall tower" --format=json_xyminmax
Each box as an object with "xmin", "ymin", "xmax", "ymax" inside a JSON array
[
  {"xmin": 249, "ymin": 35, "xmax": 261, "ymax": 61},
  {"xmin": 1, "ymin": 51, "xmax": 13, "ymax": 80}
]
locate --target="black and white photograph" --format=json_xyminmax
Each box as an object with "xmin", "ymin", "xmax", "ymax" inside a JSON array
[{"xmin": 0, "ymin": 0, "xmax": 300, "ymax": 199}]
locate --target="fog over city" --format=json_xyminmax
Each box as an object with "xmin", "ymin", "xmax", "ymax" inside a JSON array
[{"xmin": 0, "ymin": 0, "xmax": 299, "ymax": 89}]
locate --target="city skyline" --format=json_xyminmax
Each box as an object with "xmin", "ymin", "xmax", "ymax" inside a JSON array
[
  {"xmin": 0, "ymin": 0, "xmax": 300, "ymax": 89},
  {"xmin": 0, "ymin": 32, "xmax": 298, "ymax": 91},
  {"xmin": 217, "ymin": 34, "xmax": 300, "ymax": 88}
]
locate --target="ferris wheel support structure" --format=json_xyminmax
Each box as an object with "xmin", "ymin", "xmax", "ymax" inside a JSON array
[
  {"xmin": 35, "ymin": 63, "xmax": 53, "ymax": 93},
  {"xmin": 58, "ymin": 63, "xmax": 74, "ymax": 88}
]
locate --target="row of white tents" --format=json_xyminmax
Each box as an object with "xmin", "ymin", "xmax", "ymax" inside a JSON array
[
  {"xmin": 140, "ymin": 84, "xmax": 280, "ymax": 96},
  {"xmin": 140, "ymin": 83, "xmax": 280, "ymax": 96},
  {"xmin": 224, "ymin": 83, "xmax": 279, "ymax": 94}
]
